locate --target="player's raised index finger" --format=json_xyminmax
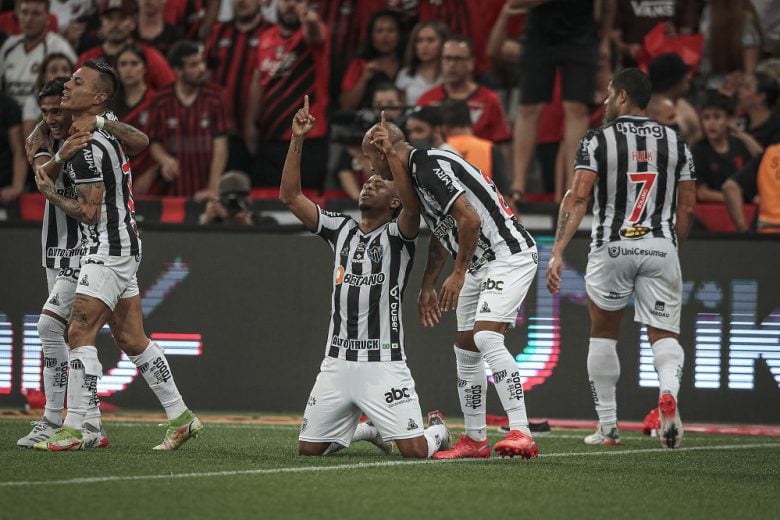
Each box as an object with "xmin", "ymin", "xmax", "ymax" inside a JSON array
[
  {"xmin": 303, "ymin": 95, "xmax": 309, "ymax": 112},
  {"xmin": 380, "ymin": 110, "xmax": 386, "ymax": 127}
]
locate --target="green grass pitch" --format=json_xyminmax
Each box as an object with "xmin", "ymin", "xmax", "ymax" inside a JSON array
[{"xmin": 1, "ymin": 417, "xmax": 778, "ymax": 519}]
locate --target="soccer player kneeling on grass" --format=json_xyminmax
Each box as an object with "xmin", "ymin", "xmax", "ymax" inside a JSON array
[{"xmin": 281, "ymin": 98, "xmax": 449, "ymax": 458}]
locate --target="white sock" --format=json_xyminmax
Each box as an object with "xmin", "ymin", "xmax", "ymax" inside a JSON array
[
  {"xmin": 37, "ymin": 314, "xmax": 68, "ymax": 426},
  {"xmin": 474, "ymin": 331, "xmax": 530, "ymax": 435},
  {"xmin": 587, "ymin": 338, "xmax": 620, "ymax": 426},
  {"xmin": 424, "ymin": 424, "xmax": 447, "ymax": 458},
  {"xmin": 454, "ymin": 346, "xmax": 487, "ymax": 441},
  {"xmin": 652, "ymin": 337, "xmax": 684, "ymax": 398},
  {"xmin": 352, "ymin": 422, "xmax": 378, "ymax": 442},
  {"xmin": 62, "ymin": 346, "xmax": 102, "ymax": 432},
  {"xmin": 129, "ymin": 341, "xmax": 188, "ymax": 420},
  {"xmin": 84, "ymin": 403, "xmax": 102, "ymax": 428}
]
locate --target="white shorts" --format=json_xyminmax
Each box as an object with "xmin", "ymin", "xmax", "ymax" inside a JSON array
[
  {"xmin": 456, "ymin": 249, "xmax": 538, "ymax": 331},
  {"xmin": 585, "ymin": 238, "xmax": 681, "ymax": 333},
  {"xmin": 299, "ymin": 357, "xmax": 425, "ymax": 446},
  {"xmin": 76, "ymin": 254, "xmax": 140, "ymax": 311},
  {"xmin": 43, "ymin": 266, "xmax": 81, "ymax": 320}
]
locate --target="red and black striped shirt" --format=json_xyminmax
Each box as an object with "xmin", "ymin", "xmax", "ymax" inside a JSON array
[
  {"xmin": 148, "ymin": 83, "xmax": 231, "ymax": 197},
  {"xmin": 205, "ymin": 17, "xmax": 272, "ymax": 137},
  {"xmin": 255, "ymin": 24, "xmax": 330, "ymax": 141},
  {"xmin": 121, "ymin": 87, "xmax": 162, "ymax": 196}
]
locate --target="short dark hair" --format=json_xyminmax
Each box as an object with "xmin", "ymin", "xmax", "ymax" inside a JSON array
[
  {"xmin": 443, "ymin": 34, "xmax": 474, "ymax": 57},
  {"xmin": 754, "ymin": 72, "xmax": 779, "ymax": 108},
  {"xmin": 17, "ymin": 0, "xmax": 50, "ymax": 10},
  {"xmin": 611, "ymin": 68, "xmax": 652, "ymax": 110},
  {"xmin": 167, "ymin": 40, "xmax": 202, "ymax": 69},
  {"xmin": 440, "ymin": 99, "xmax": 472, "ymax": 128},
  {"xmin": 38, "ymin": 76, "xmax": 67, "ymax": 100},
  {"xmin": 83, "ymin": 59, "xmax": 119, "ymax": 101},
  {"xmin": 699, "ymin": 90, "xmax": 734, "ymax": 115},
  {"xmin": 407, "ymin": 105, "xmax": 443, "ymax": 127}
]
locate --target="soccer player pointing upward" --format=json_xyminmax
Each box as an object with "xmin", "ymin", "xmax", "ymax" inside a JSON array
[
  {"xmin": 281, "ymin": 98, "xmax": 450, "ymax": 458},
  {"xmin": 546, "ymin": 68, "xmax": 696, "ymax": 449}
]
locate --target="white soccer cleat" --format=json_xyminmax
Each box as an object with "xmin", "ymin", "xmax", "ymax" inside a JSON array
[
  {"xmin": 17, "ymin": 418, "xmax": 60, "ymax": 448},
  {"xmin": 584, "ymin": 425, "xmax": 623, "ymax": 446},
  {"xmin": 82, "ymin": 421, "xmax": 110, "ymax": 449}
]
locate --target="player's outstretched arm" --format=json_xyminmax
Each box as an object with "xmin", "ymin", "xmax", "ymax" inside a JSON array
[
  {"xmin": 279, "ymin": 96, "xmax": 318, "ymax": 231},
  {"xmin": 371, "ymin": 111, "xmax": 420, "ymax": 238},
  {"xmin": 546, "ymin": 168, "xmax": 596, "ymax": 294}
]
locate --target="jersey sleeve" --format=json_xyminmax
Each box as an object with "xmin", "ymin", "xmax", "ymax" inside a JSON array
[
  {"xmin": 412, "ymin": 151, "xmax": 466, "ymax": 215},
  {"xmin": 315, "ymin": 205, "xmax": 351, "ymax": 249},
  {"xmin": 68, "ymin": 140, "xmax": 103, "ymax": 184},
  {"xmin": 575, "ymin": 130, "xmax": 599, "ymax": 173},
  {"xmin": 679, "ymin": 142, "xmax": 696, "ymax": 182}
]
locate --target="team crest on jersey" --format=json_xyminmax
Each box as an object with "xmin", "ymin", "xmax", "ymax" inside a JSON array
[
  {"xmin": 48, "ymin": 293, "xmax": 60, "ymax": 306},
  {"xmin": 620, "ymin": 226, "xmax": 651, "ymax": 239},
  {"xmin": 367, "ymin": 244, "xmax": 383, "ymax": 263}
]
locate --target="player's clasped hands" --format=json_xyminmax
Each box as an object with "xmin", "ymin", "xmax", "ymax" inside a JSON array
[{"xmin": 292, "ymin": 95, "xmax": 316, "ymax": 137}]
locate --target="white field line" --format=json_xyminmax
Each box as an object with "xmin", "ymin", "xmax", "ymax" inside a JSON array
[{"xmin": 1, "ymin": 442, "xmax": 778, "ymax": 488}]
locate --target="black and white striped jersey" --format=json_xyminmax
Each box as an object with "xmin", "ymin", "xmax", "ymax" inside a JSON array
[
  {"xmin": 316, "ymin": 207, "xmax": 415, "ymax": 362},
  {"xmin": 408, "ymin": 148, "xmax": 535, "ymax": 272},
  {"xmin": 64, "ymin": 129, "xmax": 140, "ymax": 257},
  {"xmin": 576, "ymin": 115, "xmax": 696, "ymax": 250},
  {"xmin": 35, "ymin": 140, "xmax": 85, "ymax": 269}
]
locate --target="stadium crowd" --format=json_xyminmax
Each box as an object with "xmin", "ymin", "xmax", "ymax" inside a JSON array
[{"xmin": 0, "ymin": 0, "xmax": 778, "ymax": 232}]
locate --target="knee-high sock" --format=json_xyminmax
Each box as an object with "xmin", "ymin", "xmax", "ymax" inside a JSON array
[
  {"xmin": 37, "ymin": 315, "xmax": 68, "ymax": 426},
  {"xmin": 62, "ymin": 346, "xmax": 102, "ymax": 432},
  {"xmin": 587, "ymin": 338, "xmax": 620, "ymax": 426},
  {"xmin": 129, "ymin": 341, "xmax": 187, "ymax": 420},
  {"xmin": 424, "ymin": 424, "xmax": 447, "ymax": 457},
  {"xmin": 652, "ymin": 337, "xmax": 684, "ymax": 398},
  {"xmin": 454, "ymin": 346, "xmax": 487, "ymax": 441},
  {"xmin": 474, "ymin": 330, "xmax": 530, "ymax": 435}
]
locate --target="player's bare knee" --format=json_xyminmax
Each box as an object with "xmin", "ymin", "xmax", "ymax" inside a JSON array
[
  {"xmin": 298, "ymin": 442, "xmax": 327, "ymax": 456},
  {"xmin": 396, "ymin": 438, "xmax": 427, "ymax": 459},
  {"xmin": 456, "ymin": 331, "xmax": 477, "ymax": 351},
  {"xmin": 647, "ymin": 327, "xmax": 677, "ymax": 345}
]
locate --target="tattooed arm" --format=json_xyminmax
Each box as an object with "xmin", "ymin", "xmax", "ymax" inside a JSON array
[
  {"xmin": 35, "ymin": 166, "xmax": 103, "ymax": 225},
  {"xmin": 437, "ymin": 195, "xmax": 481, "ymax": 312},
  {"xmin": 70, "ymin": 114, "xmax": 150, "ymax": 156},
  {"xmin": 418, "ymin": 237, "xmax": 449, "ymax": 327},
  {"xmin": 546, "ymin": 168, "xmax": 597, "ymax": 294}
]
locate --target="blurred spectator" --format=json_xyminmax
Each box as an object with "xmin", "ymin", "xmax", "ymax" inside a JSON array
[
  {"xmin": 21, "ymin": 51, "xmax": 72, "ymax": 137},
  {"xmin": 698, "ymin": 0, "xmax": 762, "ymax": 91},
  {"xmin": 441, "ymin": 98, "xmax": 509, "ymax": 193},
  {"xmin": 612, "ymin": 0, "xmax": 696, "ymax": 68},
  {"xmin": 164, "ymin": 0, "xmax": 220, "ymax": 40},
  {"xmin": 404, "ymin": 104, "xmax": 457, "ymax": 153},
  {"xmin": 693, "ymin": 90, "xmax": 761, "ymax": 203},
  {"xmin": 334, "ymin": 145, "xmax": 369, "ymax": 201},
  {"xmin": 113, "ymin": 43, "xmax": 159, "ymax": 195},
  {"xmin": 757, "ymin": 59, "xmax": 780, "ymax": 91},
  {"xmin": 148, "ymin": 40, "xmax": 230, "ymax": 200},
  {"xmin": 46, "ymin": 1, "xmax": 95, "ymax": 53},
  {"xmin": 77, "ymin": 0, "xmax": 175, "ymax": 90},
  {"xmin": 0, "ymin": 0, "xmax": 57, "ymax": 35},
  {"xmin": 200, "ymin": 170, "xmax": 258, "ymax": 225},
  {"xmin": 646, "ymin": 94, "xmax": 676, "ymax": 126},
  {"xmin": 0, "ymin": 90, "xmax": 26, "ymax": 205},
  {"xmin": 509, "ymin": 0, "xmax": 614, "ymax": 208},
  {"xmin": 648, "ymin": 52, "xmax": 701, "ymax": 143},
  {"xmin": 722, "ymin": 144, "xmax": 780, "ymax": 233},
  {"xmin": 244, "ymin": 0, "xmax": 329, "ymax": 190},
  {"xmin": 205, "ymin": 0, "xmax": 272, "ymax": 174},
  {"xmin": 395, "ymin": 20, "xmax": 448, "ymax": 106},
  {"xmin": 339, "ymin": 8, "xmax": 402, "ymax": 110},
  {"xmin": 371, "ymin": 82, "xmax": 405, "ymax": 123},
  {"xmin": 751, "ymin": 0, "xmax": 780, "ymax": 58},
  {"xmin": 134, "ymin": 0, "xmax": 184, "ymax": 57},
  {"xmin": 737, "ymin": 71, "xmax": 780, "ymax": 148},
  {"xmin": 418, "ymin": 35, "xmax": 512, "ymax": 144},
  {"xmin": 0, "ymin": 0, "xmax": 76, "ymax": 109}
]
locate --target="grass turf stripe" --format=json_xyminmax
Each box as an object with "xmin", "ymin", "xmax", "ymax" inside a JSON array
[{"xmin": 2, "ymin": 442, "xmax": 778, "ymax": 488}]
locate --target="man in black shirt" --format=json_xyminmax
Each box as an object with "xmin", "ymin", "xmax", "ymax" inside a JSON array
[{"xmin": 738, "ymin": 72, "xmax": 780, "ymax": 148}]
